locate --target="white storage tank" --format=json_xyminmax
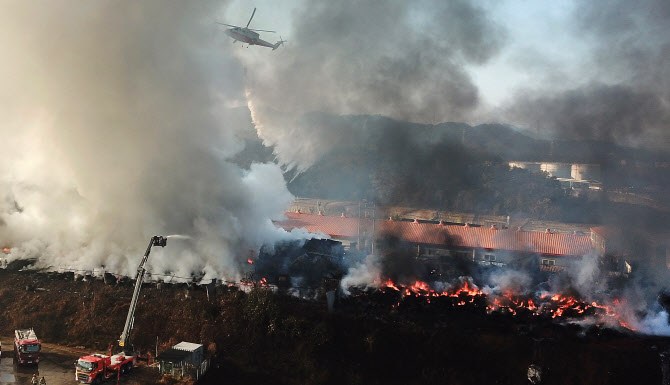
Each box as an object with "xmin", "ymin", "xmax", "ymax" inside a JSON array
[
  {"xmin": 540, "ymin": 163, "xmax": 572, "ymax": 178},
  {"xmin": 571, "ymin": 163, "xmax": 601, "ymax": 181}
]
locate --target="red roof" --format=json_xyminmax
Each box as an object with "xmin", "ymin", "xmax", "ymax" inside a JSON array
[
  {"xmin": 279, "ymin": 212, "xmax": 363, "ymax": 239},
  {"xmin": 278, "ymin": 212, "xmax": 593, "ymax": 257}
]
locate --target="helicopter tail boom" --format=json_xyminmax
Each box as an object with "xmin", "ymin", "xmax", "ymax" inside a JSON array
[{"xmin": 272, "ymin": 36, "xmax": 287, "ymax": 51}]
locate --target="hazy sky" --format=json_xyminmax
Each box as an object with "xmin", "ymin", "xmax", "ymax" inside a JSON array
[
  {"xmin": 469, "ymin": 0, "xmax": 587, "ymax": 105},
  {"xmin": 221, "ymin": 0, "xmax": 670, "ymax": 151},
  {"xmin": 223, "ymin": 0, "xmax": 583, "ymax": 107}
]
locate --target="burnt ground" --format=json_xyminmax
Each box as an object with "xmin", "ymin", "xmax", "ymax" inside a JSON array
[{"xmin": 0, "ymin": 269, "xmax": 668, "ymax": 385}]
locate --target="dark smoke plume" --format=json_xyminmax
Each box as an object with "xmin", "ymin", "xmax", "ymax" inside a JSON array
[
  {"xmin": 506, "ymin": 84, "xmax": 670, "ymax": 146},
  {"xmin": 243, "ymin": 0, "xmax": 505, "ymax": 170}
]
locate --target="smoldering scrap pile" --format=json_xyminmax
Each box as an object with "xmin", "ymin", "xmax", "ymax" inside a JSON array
[{"xmin": 253, "ymin": 238, "xmax": 346, "ymax": 289}]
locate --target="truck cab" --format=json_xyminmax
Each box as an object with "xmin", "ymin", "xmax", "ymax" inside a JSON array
[{"xmin": 76, "ymin": 354, "xmax": 107, "ymax": 384}]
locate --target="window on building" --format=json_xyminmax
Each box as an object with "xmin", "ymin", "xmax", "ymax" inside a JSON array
[
  {"xmin": 484, "ymin": 254, "xmax": 496, "ymax": 262},
  {"xmin": 456, "ymin": 251, "xmax": 470, "ymax": 259},
  {"xmin": 541, "ymin": 259, "xmax": 556, "ymax": 266}
]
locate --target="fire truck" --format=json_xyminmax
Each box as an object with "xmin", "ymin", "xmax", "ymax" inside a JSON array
[
  {"xmin": 14, "ymin": 328, "xmax": 41, "ymax": 365},
  {"xmin": 75, "ymin": 235, "xmax": 167, "ymax": 384},
  {"xmin": 75, "ymin": 350, "xmax": 136, "ymax": 384}
]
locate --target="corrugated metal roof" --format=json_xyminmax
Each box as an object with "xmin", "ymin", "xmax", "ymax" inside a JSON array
[
  {"xmin": 278, "ymin": 213, "xmax": 593, "ymax": 257},
  {"xmin": 173, "ymin": 342, "xmax": 202, "ymax": 352},
  {"xmin": 279, "ymin": 212, "xmax": 362, "ymax": 239}
]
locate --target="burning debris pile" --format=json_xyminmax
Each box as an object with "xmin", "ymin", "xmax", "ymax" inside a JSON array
[
  {"xmin": 372, "ymin": 278, "xmax": 635, "ymax": 330},
  {"xmin": 249, "ymin": 239, "xmax": 346, "ymax": 292}
]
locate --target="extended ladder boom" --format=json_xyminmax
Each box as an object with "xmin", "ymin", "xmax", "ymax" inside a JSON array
[{"xmin": 118, "ymin": 235, "xmax": 167, "ymax": 353}]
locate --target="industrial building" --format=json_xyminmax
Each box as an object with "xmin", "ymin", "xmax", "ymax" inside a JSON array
[
  {"xmin": 590, "ymin": 226, "xmax": 669, "ymax": 275},
  {"xmin": 278, "ymin": 211, "xmax": 670, "ymax": 279},
  {"xmin": 509, "ymin": 161, "xmax": 602, "ymax": 191},
  {"xmin": 277, "ymin": 212, "xmax": 595, "ymax": 274}
]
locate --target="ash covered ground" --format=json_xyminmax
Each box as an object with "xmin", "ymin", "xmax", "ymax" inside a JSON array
[{"xmin": 0, "ymin": 267, "xmax": 667, "ymax": 385}]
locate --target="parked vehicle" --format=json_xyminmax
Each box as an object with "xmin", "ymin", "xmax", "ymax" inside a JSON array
[
  {"xmin": 75, "ymin": 351, "xmax": 135, "ymax": 384},
  {"xmin": 14, "ymin": 329, "xmax": 41, "ymax": 365}
]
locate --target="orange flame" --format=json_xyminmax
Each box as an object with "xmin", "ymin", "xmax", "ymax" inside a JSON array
[
  {"xmin": 409, "ymin": 281, "xmax": 431, "ymax": 292},
  {"xmin": 377, "ymin": 278, "xmax": 635, "ymax": 331},
  {"xmin": 383, "ymin": 278, "xmax": 400, "ymax": 291}
]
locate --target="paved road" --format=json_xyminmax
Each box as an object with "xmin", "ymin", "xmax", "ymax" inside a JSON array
[
  {"xmin": 0, "ymin": 338, "xmax": 153, "ymax": 385},
  {"xmin": 0, "ymin": 337, "xmax": 80, "ymax": 385}
]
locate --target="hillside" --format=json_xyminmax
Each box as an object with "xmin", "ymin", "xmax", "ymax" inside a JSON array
[
  {"xmin": 0, "ymin": 269, "xmax": 666, "ymax": 385},
  {"xmin": 230, "ymin": 110, "xmax": 670, "ymax": 227}
]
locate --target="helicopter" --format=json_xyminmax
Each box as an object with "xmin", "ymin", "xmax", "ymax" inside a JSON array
[{"xmin": 217, "ymin": 8, "xmax": 286, "ymax": 50}]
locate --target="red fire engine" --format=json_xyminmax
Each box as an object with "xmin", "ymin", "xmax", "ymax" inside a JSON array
[
  {"xmin": 14, "ymin": 328, "xmax": 41, "ymax": 365},
  {"xmin": 75, "ymin": 350, "xmax": 136, "ymax": 384},
  {"xmin": 75, "ymin": 235, "xmax": 167, "ymax": 384}
]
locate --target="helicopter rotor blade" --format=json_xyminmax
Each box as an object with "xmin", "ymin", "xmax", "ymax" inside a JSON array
[
  {"xmin": 215, "ymin": 22, "xmax": 240, "ymax": 28},
  {"xmin": 246, "ymin": 7, "xmax": 256, "ymax": 28},
  {"xmin": 248, "ymin": 28, "xmax": 276, "ymax": 33}
]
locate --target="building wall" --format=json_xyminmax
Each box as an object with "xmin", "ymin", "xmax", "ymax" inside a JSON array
[
  {"xmin": 397, "ymin": 242, "xmax": 579, "ymax": 274},
  {"xmin": 590, "ymin": 231, "xmax": 606, "ymax": 256},
  {"xmin": 540, "ymin": 163, "xmax": 572, "ymax": 179},
  {"xmin": 571, "ymin": 164, "xmax": 601, "ymax": 181}
]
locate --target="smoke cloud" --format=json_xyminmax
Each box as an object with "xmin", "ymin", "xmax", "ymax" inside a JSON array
[
  {"xmin": 340, "ymin": 254, "xmax": 383, "ymax": 295},
  {"xmin": 0, "ymin": 1, "xmax": 300, "ymax": 279},
  {"xmin": 503, "ymin": 0, "xmax": 670, "ymax": 149},
  {"xmin": 241, "ymin": 0, "xmax": 504, "ymax": 170},
  {"xmin": 505, "ymin": 84, "xmax": 670, "ymax": 146}
]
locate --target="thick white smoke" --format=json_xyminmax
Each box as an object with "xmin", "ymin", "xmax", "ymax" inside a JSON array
[
  {"xmin": 0, "ymin": 1, "xmax": 301, "ymax": 279},
  {"xmin": 482, "ymin": 269, "xmax": 533, "ymax": 296},
  {"xmin": 339, "ymin": 254, "xmax": 383, "ymax": 295}
]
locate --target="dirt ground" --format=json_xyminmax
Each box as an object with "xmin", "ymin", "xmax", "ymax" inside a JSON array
[{"xmin": 1, "ymin": 268, "xmax": 669, "ymax": 385}]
